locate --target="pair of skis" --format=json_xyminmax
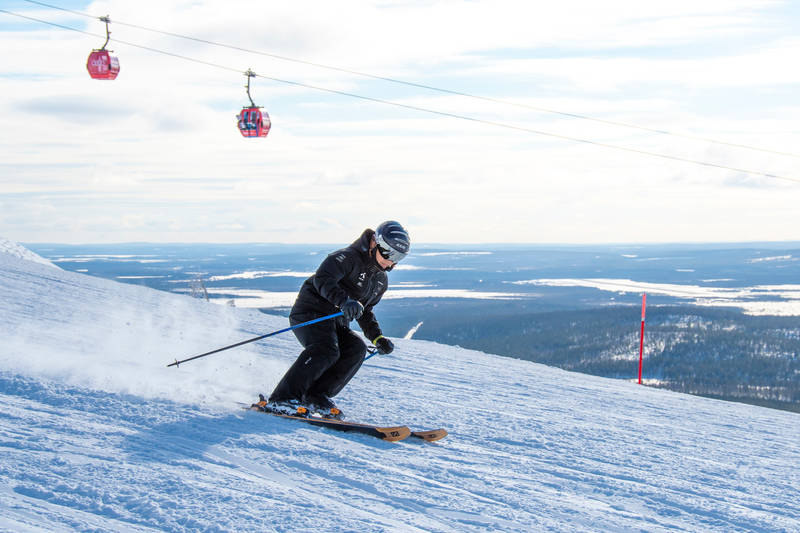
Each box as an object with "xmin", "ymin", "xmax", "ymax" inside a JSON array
[{"xmin": 246, "ymin": 405, "xmax": 447, "ymax": 442}]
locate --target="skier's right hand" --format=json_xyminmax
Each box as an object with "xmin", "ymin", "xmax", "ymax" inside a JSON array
[{"xmin": 341, "ymin": 299, "xmax": 364, "ymax": 321}]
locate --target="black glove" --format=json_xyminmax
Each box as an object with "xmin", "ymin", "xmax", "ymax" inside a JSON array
[
  {"xmin": 373, "ymin": 336, "xmax": 394, "ymax": 355},
  {"xmin": 341, "ymin": 299, "xmax": 364, "ymax": 321}
]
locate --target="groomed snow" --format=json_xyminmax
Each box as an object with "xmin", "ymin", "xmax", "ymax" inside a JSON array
[{"xmin": 1, "ymin": 244, "xmax": 799, "ymax": 532}]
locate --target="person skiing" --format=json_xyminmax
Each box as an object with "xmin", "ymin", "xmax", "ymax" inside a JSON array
[{"xmin": 258, "ymin": 221, "xmax": 410, "ymax": 420}]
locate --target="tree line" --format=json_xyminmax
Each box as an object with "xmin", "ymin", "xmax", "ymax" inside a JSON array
[{"xmin": 413, "ymin": 304, "xmax": 800, "ymax": 413}]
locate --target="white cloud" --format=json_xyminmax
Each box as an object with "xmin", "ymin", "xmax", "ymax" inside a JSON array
[{"xmin": 1, "ymin": 1, "xmax": 799, "ymax": 244}]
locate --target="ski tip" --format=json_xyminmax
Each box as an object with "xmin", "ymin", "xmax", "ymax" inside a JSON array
[{"xmin": 411, "ymin": 428, "xmax": 448, "ymax": 442}]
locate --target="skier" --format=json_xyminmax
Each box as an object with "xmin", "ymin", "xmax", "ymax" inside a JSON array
[{"xmin": 259, "ymin": 221, "xmax": 411, "ymax": 419}]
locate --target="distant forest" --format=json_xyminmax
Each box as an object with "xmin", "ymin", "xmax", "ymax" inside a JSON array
[{"xmin": 407, "ymin": 304, "xmax": 800, "ymax": 413}]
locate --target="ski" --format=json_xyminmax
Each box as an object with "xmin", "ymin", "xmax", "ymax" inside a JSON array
[
  {"xmin": 308, "ymin": 417, "xmax": 448, "ymax": 443},
  {"xmin": 410, "ymin": 428, "xmax": 448, "ymax": 442},
  {"xmin": 246, "ymin": 406, "xmax": 411, "ymax": 442}
]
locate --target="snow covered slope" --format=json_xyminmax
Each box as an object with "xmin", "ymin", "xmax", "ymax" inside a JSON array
[
  {"xmin": 0, "ymin": 237, "xmax": 59, "ymax": 269},
  {"xmin": 1, "ymin": 246, "xmax": 799, "ymax": 532}
]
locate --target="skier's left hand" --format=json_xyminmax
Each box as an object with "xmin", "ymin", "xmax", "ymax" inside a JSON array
[{"xmin": 374, "ymin": 336, "xmax": 394, "ymax": 355}]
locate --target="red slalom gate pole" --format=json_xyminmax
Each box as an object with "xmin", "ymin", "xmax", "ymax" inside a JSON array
[{"xmin": 638, "ymin": 293, "xmax": 647, "ymax": 384}]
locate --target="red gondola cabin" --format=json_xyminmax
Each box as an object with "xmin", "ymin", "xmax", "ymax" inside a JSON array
[
  {"xmin": 237, "ymin": 107, "xmax": 271, "ymax": 138},
  {"xmin": 87, "ymin": 50, "xmax": 120, "ymax": 80}
]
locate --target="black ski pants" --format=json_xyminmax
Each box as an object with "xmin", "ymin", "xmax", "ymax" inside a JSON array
[{"xmin": 269, "ymin": 310, "xmax": 367, "ymax": 403}]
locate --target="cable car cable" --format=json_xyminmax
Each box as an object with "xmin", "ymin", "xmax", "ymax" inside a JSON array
[
  {"xmin": 1, "ymin": 9, "xmax": 243, "ymax": 74},
  {"xmin": 2, "ymin": 8, "xmax": 799, "ymax": 184},
  {"xmin": 17, "ymin": 0, "xmax": 800, "ymax": 160}
]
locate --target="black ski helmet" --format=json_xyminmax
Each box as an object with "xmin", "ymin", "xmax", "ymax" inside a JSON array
[{"xmin": 375, "ymin": 220, "xmax": 410, "ymax": 263}]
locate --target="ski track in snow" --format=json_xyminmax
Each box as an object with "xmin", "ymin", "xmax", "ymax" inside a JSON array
[{"xmin": 1, "ymin": 248, "xmax": 800, "ymax": 532}]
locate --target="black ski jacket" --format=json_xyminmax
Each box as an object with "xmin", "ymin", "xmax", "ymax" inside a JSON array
[{"xmin": 293, "ymin": 229, "xmax": 387, "ymax": 342}]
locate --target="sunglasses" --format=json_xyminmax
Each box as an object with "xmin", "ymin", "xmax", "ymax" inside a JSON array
[{"xmin": 375, "ymin": 235, "xmax": 408, "ymax": 263}]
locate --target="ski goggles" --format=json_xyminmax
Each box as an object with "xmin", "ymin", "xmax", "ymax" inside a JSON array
[{"xmin": 375, "ymin": 234, "xmax": 408, "ymax": 263}]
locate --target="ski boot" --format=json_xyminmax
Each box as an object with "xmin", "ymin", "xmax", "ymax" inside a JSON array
[
  {"xmin": 306, "ymin": 394, "xmax": 344, "ymax": 420},
  {"xmin": 253, "ymin": 394, "xmax": 309, "ymax": 418}
]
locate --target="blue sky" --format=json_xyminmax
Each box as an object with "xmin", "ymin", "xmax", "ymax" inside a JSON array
[{"xmin": 1, "ymin": 0, "xmax": 799, "ymax": 244}]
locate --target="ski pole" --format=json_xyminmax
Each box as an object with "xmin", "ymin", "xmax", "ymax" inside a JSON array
[
  {"xmin": 167, "ymin": 311, "xmax": 343, "ymax": 368},
  {"xmin": 364, "ymin": 348, "xmax": 379, "ymax": 361}
]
